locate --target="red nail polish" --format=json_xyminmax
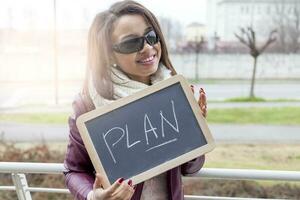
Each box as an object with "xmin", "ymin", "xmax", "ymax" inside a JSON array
[
  {"xmin": 190, "ymin": 85, "xmax": 195, "ymax": 93},
  {"xmin": 200, "ymin": 88, "xmax": 206, "ymax": 94},
  {"xmin": 118, "ymin": 178, "xmax": 124, "ymax": 184},
  {"xmin": 128, "ymin": 179, "xmax": 132, "ymax": 186}
]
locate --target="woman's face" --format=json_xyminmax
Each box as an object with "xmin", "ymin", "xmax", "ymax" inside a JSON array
[{"xmin": 111, "ymin": 14, "xmax": 162, "ymax": 85}]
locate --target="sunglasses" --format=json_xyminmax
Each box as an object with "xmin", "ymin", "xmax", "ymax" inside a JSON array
[{"xmin": 113, "ymin": 30, "xmax": 159, "ymax": 54}]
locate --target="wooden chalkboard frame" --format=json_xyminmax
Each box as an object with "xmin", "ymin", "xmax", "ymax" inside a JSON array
[{"xmin": 76, "ymin": 75, "xmax": 215, "ymax": 188}]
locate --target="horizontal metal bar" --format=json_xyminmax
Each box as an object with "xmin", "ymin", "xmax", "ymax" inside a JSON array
[
  {"xmin": 1, "ymin": 163, "xmax": 297, "ymax": 200},
  {"xmin": 0, "ymin": 162, "xmax": 65, "ymax": 174},
  {"xmin": 188, "ymin": 168, "xmax": 300, "ymax": 182},
  {"xmin": 0, "ymin": 186, "xmax": 16, "ymax": 191},
  {"xmin": 0, "ymin": 185, "xmax": 69, "ymax": 194},
  {"xmin": 28, "ymin": 187, "xmax": 70, "ymax": 194},
  {"xmin": 0, "ymin": 162, "xmax": 299, "ymax": 182}
]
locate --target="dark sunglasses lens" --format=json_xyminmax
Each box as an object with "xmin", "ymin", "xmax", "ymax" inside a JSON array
[
  {"xmin": 114, "ymin": 30, "xmax": 159, "ymax": 54},
  {"xmin": 145, "ymin": 31, "xmax": 158, "ymax": 45},
  {"xmin": 118, "ymin": 37, "xmax": 144, "ymax": 54}
]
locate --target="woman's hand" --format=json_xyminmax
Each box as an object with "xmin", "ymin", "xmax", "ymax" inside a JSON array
[
  {"xmin": 191, "ymin": 85, "xmax": 207, "ymax": 118},
  {"xmin": 91, "ymin": 174, "xmax": 135, "ymax": 200}
]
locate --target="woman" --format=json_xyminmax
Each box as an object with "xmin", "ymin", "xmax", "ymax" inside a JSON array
[{"xmin": 64, "ymin": 1, "xmax": 207, "ymax": 200}]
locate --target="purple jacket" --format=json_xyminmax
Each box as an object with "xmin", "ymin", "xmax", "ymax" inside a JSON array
[{"xmin": 64, "ymin": 94, "xmax": 205, "ymax": 200}]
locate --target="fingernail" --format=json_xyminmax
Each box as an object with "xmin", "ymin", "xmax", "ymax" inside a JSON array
[
  {"xmin": 200, "ymin": 88, "xmax": 206, "ymax": 94},
  {"xmin": 118, "ymin": 178, "xmax": 124, "ymax": 184},
  {"xmin": 128, "ymin": 179, "xmax": 132, "ymax": 186},
  {"xmin": 190, "ymin": 85, "xmax": 194, "ymax": 92}
]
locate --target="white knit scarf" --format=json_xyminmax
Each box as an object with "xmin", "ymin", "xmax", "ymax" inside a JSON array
[{"xmin": 88, "ymin": 65, "xmax": 172, "ymax": 108}]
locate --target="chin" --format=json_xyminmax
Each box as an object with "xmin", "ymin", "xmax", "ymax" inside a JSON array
[{"xmin": 145, "ymin": 64, "xmax": 159, "ymax": 76}]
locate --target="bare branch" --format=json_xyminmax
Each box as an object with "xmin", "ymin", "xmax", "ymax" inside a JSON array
[
  {"xmin": 249, "ymin": 27, "xmax": 257, "ymax": 50},
  {"xmin": 260, "ymin": 29, "xmax": 277, "ymax": 53},
  {"xmin": 234, "ymin": 33, "xmax": 248, "ymax": 46},
  {"xmin": 245, "ymin": 27, "xmax": 254, "ymax": 48},
  {"xmin": 235, "ymin": 27, "xmax": 249, "ymax": 46}
]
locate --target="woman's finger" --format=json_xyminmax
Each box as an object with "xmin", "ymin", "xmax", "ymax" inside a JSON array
[
  {"xmin": 113, "ymin": 180, "xmax": 135, "ymax": 200},
  {"xmin": 93, "ymin": 173, "xmax": 104, "ymax": 189},
  {"xmin": 105, "ymin": 177, "xmax": 123, "ymax": 195},
  {"xmin": 93, "ymin": 174, "xmax": 106, "ymax": 199},
  {"xmin": 198, "ymin": 88, "xmax": 207, "ymax": 118},
  {"xmin": 198, "ymin": 88, "xmax": 206, "ymax": 107},
  {"xmin": 201, "ymin": 106, "xmax": 207, "ymax": 118},
  {"xmin": 190, "ymin": 85, "xmax": 195, "ymax": 94}
]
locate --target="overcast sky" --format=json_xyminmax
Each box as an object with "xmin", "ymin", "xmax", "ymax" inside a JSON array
[
  {"xmin": 0, "ymin": 0, "xmax": 207, "ymax": 29},
  {"xmin": 126, "ymin": 0, "xmax": 207, "ymax": 25}
]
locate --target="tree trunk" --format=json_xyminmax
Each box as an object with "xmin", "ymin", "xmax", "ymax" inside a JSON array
[{"xmin": 250, "ymin": 56, "xmax": 258, "ymax": 98}]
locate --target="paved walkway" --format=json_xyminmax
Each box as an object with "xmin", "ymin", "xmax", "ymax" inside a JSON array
[
  {"xmin": 209, "ymin": 102, "xmax": 300, "ymax": 108},
  {"xmin": 1, "ymin": 102, "xmax": 299, "ymax": 143},
  {"xmin": 1, "ymin": 122, "xmax": 299, "ymax": 143}
]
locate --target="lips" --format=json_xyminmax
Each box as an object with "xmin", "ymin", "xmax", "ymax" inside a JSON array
[{"xmin": 137, "ymin": 54, "xmax": 156, "ymax": 64}]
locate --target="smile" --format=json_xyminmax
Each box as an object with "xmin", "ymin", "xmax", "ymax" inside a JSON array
[{"xmin": 138, "ymin": 55, "xmax": 155, "ymax": 64}]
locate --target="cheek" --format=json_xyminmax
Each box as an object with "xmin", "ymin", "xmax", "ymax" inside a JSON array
[
  {"xmin": 115, "ymin": 54, "xmax": 136, "ymax": 70},
  {"xmin": 156, "ymin": 43, "xmax": 162, "ymax": 59}
]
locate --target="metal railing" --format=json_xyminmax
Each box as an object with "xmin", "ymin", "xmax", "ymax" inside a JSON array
[{"xmin": 0, "ymin": 162, "xmax": 300, "ymax": 200}]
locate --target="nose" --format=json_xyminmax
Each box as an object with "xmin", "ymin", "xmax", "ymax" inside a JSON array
[{"xmin": 139, "ymin": 40, "xmax": 153, "ymax": 53}]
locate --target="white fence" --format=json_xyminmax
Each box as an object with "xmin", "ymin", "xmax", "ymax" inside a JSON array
[
  {"xmin": 171, "ymin": 54, "xmax": 300, "ymax": 80},
  {"xmin": 1, "ymin": 53, "xmax": 300, "ymax": 82},
  {"xmin": 1, "ymin": 162, "xmax": 300, "ymax": 200}
]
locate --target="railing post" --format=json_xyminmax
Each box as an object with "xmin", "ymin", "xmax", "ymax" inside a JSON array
[{"xmin": 11, "ymin": 173, "xmax": 32, "ymax": 200}]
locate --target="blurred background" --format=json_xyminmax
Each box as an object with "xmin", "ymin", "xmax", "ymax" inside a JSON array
[
  {"xmin": 0, "ymin": 0, "xmax": 300, "ymax": 199},
  {"xmin": 0, "ymin": 0, "xmax": 299, "ymax": 107}
]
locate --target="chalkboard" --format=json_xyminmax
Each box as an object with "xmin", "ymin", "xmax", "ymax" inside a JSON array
[{"xmin": 76, "ymin": 75, "xmax": 215, "ymax": 188}]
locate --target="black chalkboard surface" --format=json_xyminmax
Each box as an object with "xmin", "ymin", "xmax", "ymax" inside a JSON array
[{"xmin": 76, "ymin": 75, "xmax": 215, "ymax": 188}]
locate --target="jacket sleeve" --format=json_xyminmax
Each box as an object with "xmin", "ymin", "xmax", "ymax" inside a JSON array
[
  {"xmin": 180, "ymin": 155, "xmax": 205, "ymax": 176},
  {"xmin": 64, "ymin": 95, "xmax": 95, "ymax": 200}
]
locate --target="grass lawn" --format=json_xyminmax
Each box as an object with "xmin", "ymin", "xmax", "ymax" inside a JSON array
[
  {"xmin": 224, "ymin": 97, "xmax": 300, "ymax": 102},
  {"xmin": 3, "ymin": 142, "xmax": 299, "ymax": 172},
  {"xmin": 0, "ymin": 113, "xmax": 70, "ymax": 124},
  {"xmin": 202, "ymin": 143, "xmax": 300, "ymax": 188},
  {"xmin": 204, "ymin": 144, "xmax": 300, "ymax": 171},
  {"xmin": 0, "ymin": 107, "xmax": 300, "ymax": 125},
  {"xmin": 207, "ymin": 107, "xmax": 300, "ymax": 125}
]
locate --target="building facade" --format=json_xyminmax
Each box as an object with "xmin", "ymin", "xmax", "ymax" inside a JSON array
[
  {"xmin": 184, "ymin": 22, "xmax": 207, "ymax": 42},
  {"xmin": 207, "ymin": 0, "xmax": 299, "ymax": 42}
]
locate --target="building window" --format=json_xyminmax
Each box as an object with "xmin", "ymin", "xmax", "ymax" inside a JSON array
[
  {"xmin": 257, "ymin": 6, "xmax": 261, "ymax": 14},
  {"xmin": 245, "ymin": 6, "xmax": 249, "ymax": 14},
  {"xmin": 266, "ymin": 6, "xmax": 271, "ymax": 14},
  {"xmin": 288, "ymin": 6, "xmax": 294, "ymax": 15}
]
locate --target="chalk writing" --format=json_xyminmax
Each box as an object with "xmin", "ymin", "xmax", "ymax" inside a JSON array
[
  {"xmin": 144, "ymin": 114, "xmax": 158, "ymax": 145},
  {"xmin": 145, "ymin": 138, "xmax": 178, "ymax": 152},
  {"xmin": 160, "ymin": 100, "xmax": 179, "ymax": 138},
  {"xmin": 102, "ymin": 100, "xmax": 179, "ymax": 164}
]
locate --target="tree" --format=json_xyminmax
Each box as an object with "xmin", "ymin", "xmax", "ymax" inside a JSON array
[
  {"xmin": 193, "ymin": 36, "xmax": 205, "ymax": 80},
  {"xmin": 287, "ymin": 3, "xmax": 300, "ymax": 52},
  {"xmin": 235, "ymin": 27, "xmax": 277, "ymax": 98},
  {"xmin": 272, "ymin": 0, "xmax": 300, "ymax": 53},
  {"xmin": 158, "ymin": 17, "xmax": 183, "ymax": 52}
]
